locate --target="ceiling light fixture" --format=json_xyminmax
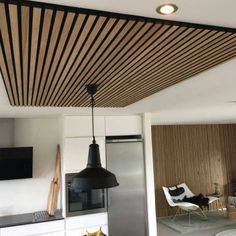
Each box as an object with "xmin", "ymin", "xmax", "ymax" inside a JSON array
[
  {"xmin": 156, "ymin": 3, "xmax": 178, "ymax": 15},
  {"xmin": 71, "ymin": 84, "xmax": 119, "ymax": 190}
]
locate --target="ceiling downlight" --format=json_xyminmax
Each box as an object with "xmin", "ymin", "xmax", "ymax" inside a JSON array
[{"xmin": 156, "ymin": 3, "xmax": 178, "ymax": 15}]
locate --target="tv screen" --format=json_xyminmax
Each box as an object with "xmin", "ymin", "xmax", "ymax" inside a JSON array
[{"xmin": 0, "ymin": 147, "xmax": 33, "ymax": 180}]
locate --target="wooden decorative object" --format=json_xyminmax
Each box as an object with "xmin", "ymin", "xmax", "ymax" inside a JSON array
[
  {"xmin": 1, "ymin": 1, "xmax": 236, "ymax": 107},
  {"xmin": 47, "ymin": 144, "xmax": 61, "ymax": 216}
]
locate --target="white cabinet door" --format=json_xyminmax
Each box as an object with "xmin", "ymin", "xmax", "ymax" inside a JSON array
[
  {"xmin": 36, "ymin": 232, "xmax": 65, "ymax": 236},
  {"xmin": 65, "ymin": 213, "xmax": 108, "ymax": 235},
  {"xmin": 105, "ymin": 116, "xmax": 142, "ymax": 136},
  {"xmin": 64, "ymin": 116, "xmax": 105, "ymax": 137},
  {"xmin": 65, "ymin": 213, "xmax": 108, "ymax": 230},
  {"xmin": 66, "ymin": 225, "xmax": 108, "ymax": 236},
  {"xmin": 1, "ymin": 220, "xmax": 64, "ymax": 236},
  {"xmin": 64, "ymin": 137, "xmax": 106, "ymax": 173}
]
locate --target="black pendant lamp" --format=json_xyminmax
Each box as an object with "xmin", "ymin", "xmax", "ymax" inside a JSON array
[{"xmin": 71, "ymin": 84, "xmax": 119, "ymax": 190}]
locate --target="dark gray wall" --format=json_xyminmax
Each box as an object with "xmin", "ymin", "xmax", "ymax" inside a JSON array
[{"xmin": 0, "ymin": 118, "xmax": 14, "ymax": 147}]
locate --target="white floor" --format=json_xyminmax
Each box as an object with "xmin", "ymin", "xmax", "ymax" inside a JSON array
[{"xmin": 157, "ymin": 222, "xmax": 236, "ymax": 236}]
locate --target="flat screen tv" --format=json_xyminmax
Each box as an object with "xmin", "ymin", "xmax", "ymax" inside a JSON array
[{"xmin": 0, "ymin": 147, "xmax": 33, "ymax": 180}]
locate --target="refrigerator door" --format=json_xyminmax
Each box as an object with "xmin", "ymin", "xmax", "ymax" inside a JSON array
[{"xmin": 106, "ymin": 141, "xmax": 147, "ymax": 236}]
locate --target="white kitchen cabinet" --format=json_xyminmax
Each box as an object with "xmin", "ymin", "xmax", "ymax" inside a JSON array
[
  {"xmin": 65, "ymin": 213, "xmax": 108, "ymax": 236},
  {"xmin": 36, "ymin": 232, "xmax": 65, "ymax": 236},
  {"xmin": 65, "ymin": 213, "xmax": 107, "ymax": 230},
  {"xmin": 64, "ymin": 137, "xmax": 106, "ymax": 173},
  {"xmin": 1, "ymin": 220, "xmax": 64, "ymax": 236},
  {"xmin": 64, "ymin": 116, "xmax": 105, "ymax": 137},
  {"xmin": 105, "ymin": 116, "xmax": 142, "ymax": 136},
  {"xmin": 66, "ymin": 225, "xmax": 108, "ymax": 236}
]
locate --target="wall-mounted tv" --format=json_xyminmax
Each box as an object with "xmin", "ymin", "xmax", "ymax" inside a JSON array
[{"xmin": 0, "ymin": 147, "xmax": 33, "ymax": 180}]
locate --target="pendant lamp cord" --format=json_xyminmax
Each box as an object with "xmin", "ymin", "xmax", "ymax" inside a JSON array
[{"xmin": 91, "ymin": 94, "xmax": 95, "ymax": 144}]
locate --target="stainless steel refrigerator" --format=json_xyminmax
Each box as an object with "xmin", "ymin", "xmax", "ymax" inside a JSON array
[{"xmin": 106, "ymin": 136, "xmax": 147, "ymax": 236}]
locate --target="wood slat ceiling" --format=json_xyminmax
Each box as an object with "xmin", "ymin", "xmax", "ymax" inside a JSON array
[{"xmin": 1, "ymin": 0, "xmax": 236, "ymax": 107}]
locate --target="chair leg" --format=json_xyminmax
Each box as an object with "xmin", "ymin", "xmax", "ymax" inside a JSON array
[
  {"xmin": 172, "ymin": 207, "xmax": 180, "ymax": 221},
  {"xmin": 199, "ymin": 208, "xmax": 208, "ymax": 219},
  {"xmin": 172, "ymin": 207, "xmax": 208, "ymax": 224},
  {"xmin": 218, "ymin": 199, "xmax": 224, "ymax": 213},
  {"xmin": 194, "ymin": 208, "xmax": 208, "ymax": 219}
]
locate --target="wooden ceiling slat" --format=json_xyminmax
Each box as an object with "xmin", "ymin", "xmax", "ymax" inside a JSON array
[
  {"xmin": 52, "ymin": 17, "xmax": 118, "ymax": 106},
  {"xmin": 55, "ymin": 19, "xmax": 139, "ymax": 106},
  {"xmin": 107, "ymin": 44, "xmax": 236, "ymax": 107},
  {"xmin": 79, "ymin": 28, "xmax": 213, "ymax": 106},
  {"xmin": 35, "ymin": 10, "xmax": 65, "ymax": 106},
  {"xmin": 49, "ymin": 15, "xmax": 109, "ymax": 106},
  {"xmin": 8, "ymin": 4, "xmax": 23, "ymax": 105},
  {"xmin": 28, "ymin": 7, "xmax": 42, "ymax": 105},
  {"xmin": 53, "ymin": 18, "xmax": 127, "ymax": 106},
  {"xmin": 81, "ymin": 28, "xmax": 200, "ymax": 106},
  {"xmin": 39, "ymin": 12, "xmax": 82, "ymax": 105},
  {"xmin": 46, "ymin": 14, "xmax": 99, "ymax": 106},
  {"xmin": 101, "ymin": 38, "xmax": 236, "ymax": 106},
  {"xmin": 117, "ymin": 51, "xmax": 236, "ymax": 107},
  {"xmin": 38, "ymin": 12, "xmax": 83, "ymax": 105},
  {"xmin": 57, "ymin": 20, "xmax": 145, "ymax": 106},
  {"xmin": 55, "ymin": 19, "xmax": 127, "ymax": 104},
  {"xmin": 134, "ymin": 33, "xmax": 236, "ymax": 88},
  {"xmin": 21, "ymin": 6, "xmax": 30, "ymax": 105},
  {"xmin": 92, "ymin": 30, "xmax": 219, "ymax": 104},
  {"xmin": 43, "ymin": 14, "xmax": 96, "ymax": 105},
  {"xmin": 59, "ymin": 21, "xmax": 157, "ymax": 106},
  {"xmin": 0, "ymin": 3, "xmax": 19, "ymax": 105},
  {"xmin": 0, "ymin": 43, "xmax": 14, "ymax": 105},
  {"xmin": 39, "ymin": 12, "xmax": 77, "ymax": 105},
  {"xmin": 71, "ymin": 24, "xmax": 178, "ymax": 106},
  {"xmin": 1, "ymin": 1, "xmax": 236, "ymax": 107},
  {"xmin": 31, "ymin": 8, "xmax": 53, "ymax": 105},
  {"xmin": 95, "ymin": 32, "xmax": 234, "ymax": 106},
  {"xmin": 62, "ymin": 24, "xmax": 173, "ymax": 106},
  {"xmin": 78, "ymin": 27, "xmax": 202, "ymax": 106}
]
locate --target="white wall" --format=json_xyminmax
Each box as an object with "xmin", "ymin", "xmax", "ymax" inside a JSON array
[
  {"xmin": 0, "ymin": 118, "xmax": 14, "ymax": 147},
  {"xmin": 0, "ymin": 118, "xmax": 60, "ymax": 216}
]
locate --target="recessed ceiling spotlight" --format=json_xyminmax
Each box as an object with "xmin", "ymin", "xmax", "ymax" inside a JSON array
[{"xmin": 156, "ymin": 3, "xmax": 178, "ymax": 15}]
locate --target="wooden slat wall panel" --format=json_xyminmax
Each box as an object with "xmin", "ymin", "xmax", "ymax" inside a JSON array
[
  {"xmin": 0, "ymin": 41, "xmax": 14, "ymax": 104},
  {"xmin": 32, "ymin": 8, "xmax": 53, "ymax": 105},
  {"xmin": 53, "ymin": 17, "xmax": 117, "ymax": 106},
  {"xmin": 58, "ymin": 19, "xmax": 142, "ymax": 106},
  {"xmin": 41, "ymin": 13, "xmax": 87, "ymax": 106},
  {"xmin": 36, "ymin": 10, "xmax": 65, "ymax": 106},
  {"xmin": 0, "ymin": 3, "xmax": 19, "ymax": 105},
  {"xmin": 48, "ymin": 15, "xmax": 107, "ymax": 106},
  {"xmin": 58, "ymin": 20, "xmax": 157, "ymax": 107},
  {"xmin": 8, "ymin": 4, "xmax": 23, "ymax": 105},
  {"xmin": 1, "ymin": 1, "xmax": 236, "ymax": 107},
  {"xmin": 152, "ymin": 125, "xmax": 236, "ymax": 217},
  {"xmin": 39, "ymin": 12, "xmax": 77, "ymax": 106},
  {"xmin": 21, "ymin": 6, "xmax": 30, "ymax": 105},
  {"xmin": 28, "ymin": 7, "xmax": 41, "ymax": 105},
  {"xmin": 219, "ymin": 125, "xmax": 236, "ymax": 197}
]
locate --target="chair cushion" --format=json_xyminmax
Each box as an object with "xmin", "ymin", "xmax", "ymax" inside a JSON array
[
  {"xmin": 168, "ymin": 186, "xmax": 185, "ymax": 196},
  {"xmin": 172, "ymin": 198, "xmax": 183, "ymax": 203}
]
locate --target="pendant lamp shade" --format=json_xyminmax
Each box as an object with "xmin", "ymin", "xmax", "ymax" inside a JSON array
[{"xmin": 71, "ymin": 84, "xmax": 119, "ymax": 190}]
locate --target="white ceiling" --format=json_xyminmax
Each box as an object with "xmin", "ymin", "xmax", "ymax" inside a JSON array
[
  {"xmin": 0, "ymin": 0, "xmax": 236, "ymax": 123},
  {"xmin": 32, "ymin": 0, "xmax": 236, "ymax": 28}
]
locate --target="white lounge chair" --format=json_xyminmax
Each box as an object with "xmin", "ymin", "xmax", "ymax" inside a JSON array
[{"xmin": 162, "ymin": 183, "xmax": 219, "ymax": 224}]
